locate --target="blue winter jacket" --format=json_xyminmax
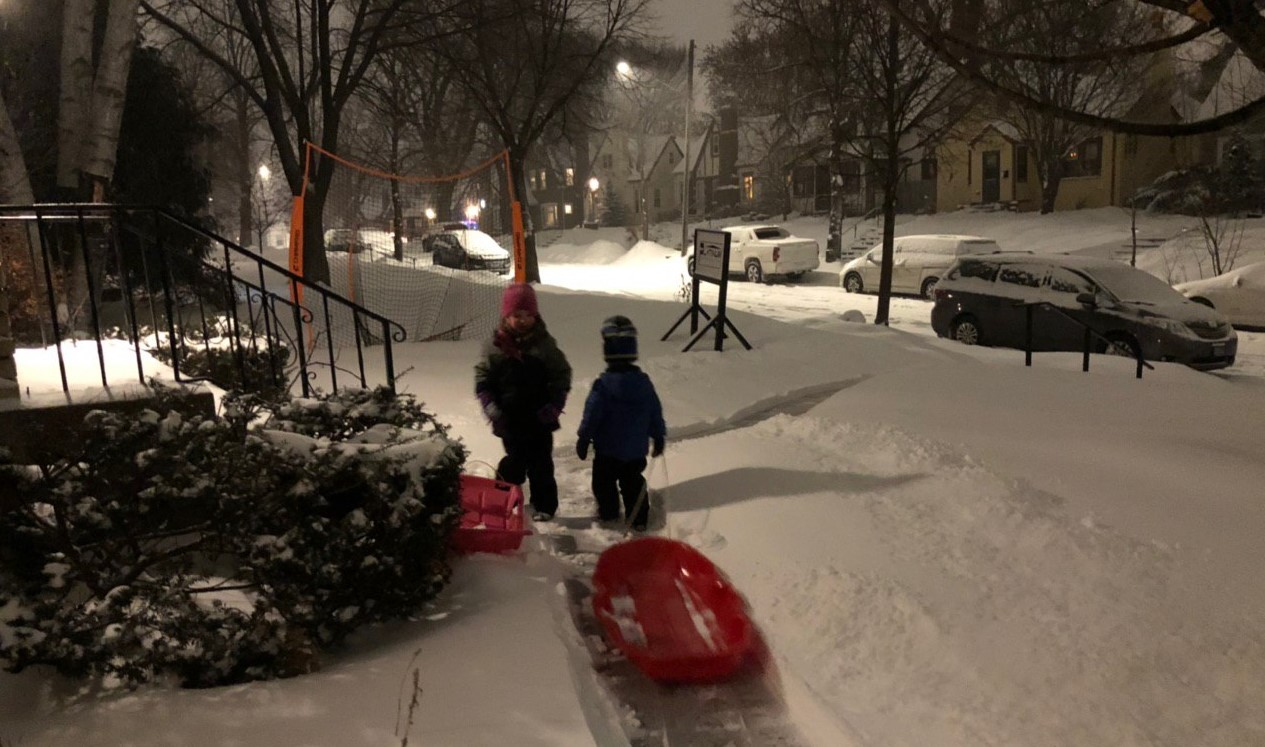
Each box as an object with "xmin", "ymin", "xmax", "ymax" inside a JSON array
[{"xmin": 577, "ymin": 365, "xmax": 666, "ymax": 461}]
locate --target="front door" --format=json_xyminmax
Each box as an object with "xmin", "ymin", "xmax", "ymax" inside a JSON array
[{"xmin": 982, "ymin": 150, "xmax": 1001, "ymax": 203}]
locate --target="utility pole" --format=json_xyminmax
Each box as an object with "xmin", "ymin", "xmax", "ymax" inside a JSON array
[{"xmin": 680, "ymin": 39, "xmax": 694, "ymax": 256}]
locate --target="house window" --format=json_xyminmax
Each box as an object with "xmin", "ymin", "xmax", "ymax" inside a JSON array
[
  {"xmin": 1015, "ymin": 145, "xmax": 1028, "ymax": 182},
  {"xmin": 1064, "ymin": 137, "xmax": 1102, "ymax": 177},
  {"xmin": 920, "ymin": 158, "xmax": 937, "ymax": 181},
  {"xmin": 529, "ymin": 173, "xmax": 538, "ymax": 190},
  {"xmin": 654, "ymin": 188, "xmax": 661, "ymax": 208},
  {"xmin": 710, "ymin": 137, "xmax": 718, "ymax": 156},
  {"xmin": 793, "ymin": 165, "xmax": 815, "ymax": 197},
  {"xmin": 565, "ymin": 168, "xmax": 574, "ymax": 186},
  {"xmin": 602, "ymin": 153, "xmax": 613, "ymax": 168},
  {"xmin": 840, "ymin": 160, "xmax": 861, "ymax": 192},
  {"xmin": 742, "ymin": 174, "xmax": 755, "ymax": 201},
  {"xmin": 564, "ymin": 203, "xmax": 573, "ymax": 214},
  {"xmin": 538, "ymin": 170, "xmax": 548, "ymax": 189}
]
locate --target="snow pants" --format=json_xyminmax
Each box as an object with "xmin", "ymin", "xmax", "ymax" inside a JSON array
[
  {"xmin": 498, "ymin": 428, "xmax": 558, "ymax": 515},
  {"xmin": 592, "ymin": 453, "xmax": 648, "ymax": 526}
]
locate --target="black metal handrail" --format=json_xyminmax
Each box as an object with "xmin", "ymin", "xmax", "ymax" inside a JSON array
[
  {"xmin": 1015, "ymin": 299, "xmax": 1155, "ymax": 379},
  {"xmin": 0, "ymin": 203, "xmax": 406, "ymax": 397}
]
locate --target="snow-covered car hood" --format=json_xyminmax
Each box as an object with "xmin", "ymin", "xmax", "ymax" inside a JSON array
[
  {"xmin": 458, "ymin": 231, "xmax": 511, "ymax": 260},
  {"xmin": 1115, "ymin": 299, "xmax": 1232, "ymax": 331}
]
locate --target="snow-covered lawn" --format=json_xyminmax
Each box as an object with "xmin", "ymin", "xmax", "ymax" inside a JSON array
[{"xmin": 4, "ymin": 209, "xmax": 1264, "ymax": 746}]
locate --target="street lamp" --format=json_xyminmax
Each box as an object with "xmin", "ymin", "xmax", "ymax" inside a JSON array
[
  {"xmin": 616, "ymin": 60, "xmax": 632, "ymax": 78},
  {"xmin": 257, "ymin": 164, "xmax": 271, "ymax": 182},
  {"xmin": 586, "ymin": 177, "xmax": 600, "ymax": 226}
]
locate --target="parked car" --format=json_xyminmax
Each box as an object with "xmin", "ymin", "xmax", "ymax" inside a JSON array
[
  {"xmin": 930, "ymin": 253, "xmax": 1237, "ymax": 370},
  {"xmin": 687, "ymin": 224, "xmax": 820, "ymax": 283},
  {"xmin": 427, "ymin": 229, "xmax": 512, "ymax": 274},
  {"xmin": 840, "ymin": 234, "xmax": 1002, "ymax": 299},
  {"xmin": 324, "ymin": 228, "xmax": 395, "ymax": 256},
  {"xmin": 1173, "ymin": 261, "xmax": 1265, "ymax": 331}
]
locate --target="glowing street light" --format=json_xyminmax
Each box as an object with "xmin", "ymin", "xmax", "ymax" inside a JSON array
[
  {"xmin": 257, "ymin": 164, "xmax": 271, "ymax": 182},
  {"xmin": 424, "ymin": 207, "xmax": 437, "ymax": 221},
  {"xmin": 464, "ymin": 203, "xmax": 481, "ymax": 221},
  {"xmin": 616, "ymin": 60, "xmax": 632, "ymax": 78},
  {"xmin": 588, "ymin": 176, "xmax": 600, "ymax": 192}
]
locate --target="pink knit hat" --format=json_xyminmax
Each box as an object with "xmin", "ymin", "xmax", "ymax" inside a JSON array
[{"xmin": 501, "ymin": 282, "xmax": 539, "ymax": 318}]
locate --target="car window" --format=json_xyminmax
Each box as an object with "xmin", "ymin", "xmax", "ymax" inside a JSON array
[
  {"xmin": 1046, "ymin": 267, "xmax": 1095, "ymax": 295},
  {"xmin": 997, "ymin": 264, "xmax": 1046, "ymax": 288},
  {"xmin": 949, "ymin": 258, "xmax": 999, "ymax": 282},
  {"xmin": 753, "ymin": 227, "xmax": 789, "ymax": 240}
]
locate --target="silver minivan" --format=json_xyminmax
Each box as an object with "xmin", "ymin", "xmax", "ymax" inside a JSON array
[{"xmin": 839, "ymin": 234, "xmax": 1001, "ymax": 299}]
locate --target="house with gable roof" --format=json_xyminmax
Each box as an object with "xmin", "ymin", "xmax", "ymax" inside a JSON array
[{"xmin": 935, "ymin": 52, "xmax": 1207, "ymax": 213}]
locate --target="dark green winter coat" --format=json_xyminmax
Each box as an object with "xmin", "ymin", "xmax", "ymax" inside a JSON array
[{"xmin": 474, "ymin": 319, "xmax": 572, "ymax": 434}]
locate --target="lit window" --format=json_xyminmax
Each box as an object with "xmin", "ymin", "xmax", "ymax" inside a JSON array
[
  {"xmin": 565, "ymin": 168, "xmax": 574, "ymax": 186},
  {"xmin": 564, "ymin": 203, "xmax": 573, "ymax": 214},
  {"xmin": 743, "ymin": 174, "xmax": 755, "ymax": 201},
  {"xmin": 539, "ymin": 169, "xmax": 547, "ymax": 189}
]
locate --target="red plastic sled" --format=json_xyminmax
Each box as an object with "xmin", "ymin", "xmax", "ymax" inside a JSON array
[
  {"xmin": 450, "ymin": 474, "xmax": 531, "ymax": 554},
  {"xmin": 591, "ymin": 537, "xmax": 755, "ymax": 683}
]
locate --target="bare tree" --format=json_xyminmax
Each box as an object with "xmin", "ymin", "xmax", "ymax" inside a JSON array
[
  {"xmin": 984, "ymin": 2, "xmax": 1150, "ymax": 213},
  {"xmin": 344, "ymin": 43, "xmax": 484, "ymax": 259},
  {"xmin": 58, "ymin": 0, "xmax": 144, "ymax": 198},
  {"xmin": 608, "ymin": 46, "xmax": 688, "ymax": 240},
  {"xmin": 438, "ymin": 0, "xmax": 650, "ymax": 283},
  {"xmin": 140, "ymin": 0, "xmax": 438, "ymax": 284},
  {"xmin": 742, "ymin": 0, "xmax": 961, "ymax": 325},
  {"xmin": 876, "ymin": 0, "xmax": 1265, "ymax": 137}
]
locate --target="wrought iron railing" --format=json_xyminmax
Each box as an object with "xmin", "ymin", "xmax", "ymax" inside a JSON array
[
  {"xmin": 1014, "ymin": 300, "xmax": 1154, "ymax": 379},
  {"xmin": 0, "ymin": 204, "xmax": 405, "ymax": 397}
]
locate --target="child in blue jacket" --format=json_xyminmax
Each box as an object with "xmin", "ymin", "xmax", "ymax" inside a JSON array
[{"xmin": 575, "ymin": 316, "xmax": 666, "ymax": 530}]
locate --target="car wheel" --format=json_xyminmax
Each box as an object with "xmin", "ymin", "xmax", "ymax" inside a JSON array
[
  {"xmin": 920, "ymin": 276, "xmax": 939, "ymax": 299},
  {"xmin": 950, "ymin": 315, "xmax": 981, "ymax": 345},
  {"xmin": 687, "ymin": 257, "xmax": 696, "ymax": 277},
  {"xmin": 843, "ymin": 272, "xmax": 863, "ymax": 293},
  {"xmin": 1190, "ymin": 296, "xmax": 1215, "ymax": 309},
  {"xmin": 745, "ymin": 260, "xmax": 764, "ymax": 283},
  {"xmin": 1101, "ymin": 332, "xmax": 1140, "ymax": 358}
]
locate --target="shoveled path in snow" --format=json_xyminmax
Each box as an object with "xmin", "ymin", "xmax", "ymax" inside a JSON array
[{"xmin": 531, "ymin": 470, "xmax": 814, "ymax": 746}]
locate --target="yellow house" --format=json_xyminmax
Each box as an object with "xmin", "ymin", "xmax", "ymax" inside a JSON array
[{"xmin": 937, "ymin": 105, "xmax": 1204, "ymax": 213}]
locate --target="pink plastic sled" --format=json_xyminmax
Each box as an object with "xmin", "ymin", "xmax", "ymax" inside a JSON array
[
  {"xmin": 450, "ymin": 474, "xmax": 531, "ymax": 555},
  {"xmin": 591, "ymin": 537, "xmax": 756, "ymax": 683}
]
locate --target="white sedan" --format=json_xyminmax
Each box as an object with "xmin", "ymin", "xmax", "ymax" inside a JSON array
[{"xmin": 1174, "ymin": 262, "xmax": 1265, "ymax": 330}]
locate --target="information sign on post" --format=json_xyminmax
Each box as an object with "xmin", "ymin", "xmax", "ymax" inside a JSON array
[{"xmin": 661, "ymin": 229, "xmax": 751, "ymax": 352}]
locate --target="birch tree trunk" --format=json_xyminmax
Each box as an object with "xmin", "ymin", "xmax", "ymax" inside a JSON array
[
  {"xmin": 57, "ymin": 0, "xmax": 95, "ymax": 192},
  {"xmin": 82, "ymin": 0, "xmax": 142, "ymax": 190},
  {"xmin": 0, "ymin": 90, "xmax": 35, "ymax": 204},
  {"xmin": 0, "ymin": 90, "xmax": 31, "ymax": 398}
]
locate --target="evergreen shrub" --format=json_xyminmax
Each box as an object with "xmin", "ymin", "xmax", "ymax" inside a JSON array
[{"xmin": 0, "ymin": 385, "xmax": 464, "ymax": 688}]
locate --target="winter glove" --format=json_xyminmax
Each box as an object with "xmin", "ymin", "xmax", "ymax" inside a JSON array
[
  {"xmin": 651, "ymin": 437, "xmax": 665, "ymax": 458},
  {"xmin": 537, "ymin": 403, "xmax": 563, "ymax": 430},
  {"xmin": 576, "ymin": 440, "xmax": 589, "ymax": 461},
  {"xmin": 478, "ymin": 392, "xmax": 506, "ymax": 437}
]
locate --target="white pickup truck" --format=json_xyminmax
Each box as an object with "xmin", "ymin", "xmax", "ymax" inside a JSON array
[{"xmin": 689, "ymin": 224, "xmax": 821, "ymax": 283}]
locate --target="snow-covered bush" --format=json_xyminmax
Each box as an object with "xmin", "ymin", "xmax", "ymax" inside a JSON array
[
  {"xmin": 0, "ymin": 385, "xmax": 464, "ymax": 688},
  {"xmin": 142, "ymin": 315, "xmax": 294, "ymax": 399}
]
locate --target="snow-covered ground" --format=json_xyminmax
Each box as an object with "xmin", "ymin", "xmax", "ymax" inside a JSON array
[{"xmin": 4, "ymin": 209, "xmax": 1265, "ymax": 746}]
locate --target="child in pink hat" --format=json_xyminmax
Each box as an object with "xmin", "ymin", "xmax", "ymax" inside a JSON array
[{"xmin": 474, "ymin": 283, "xmax": 572, "ymax": 521}]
